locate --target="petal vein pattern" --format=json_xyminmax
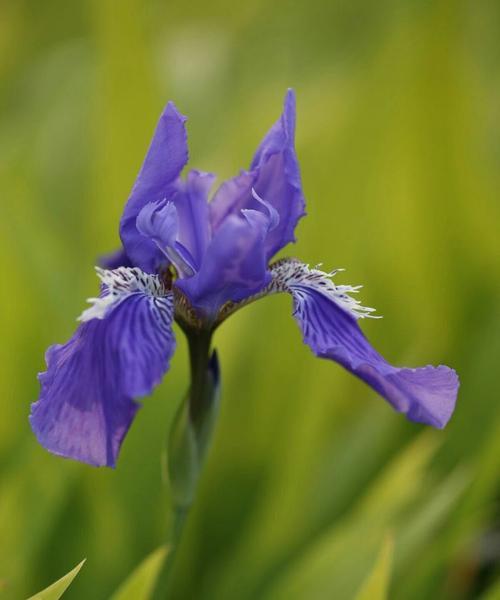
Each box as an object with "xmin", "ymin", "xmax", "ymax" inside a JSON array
[
  {"xmin": 265, "ymin": 259, "xmax": 458, "ymax": 428},
  {"xmin": 30, "ymin": 267, "xmax": 175, "ymax": 467},
  {"xmin": 268, "ymin": 258, "xmax": 378, "ymax": 320},
  {"xmin": 78, "ymin": 267, "xmax": 169, "ymax": 322}
]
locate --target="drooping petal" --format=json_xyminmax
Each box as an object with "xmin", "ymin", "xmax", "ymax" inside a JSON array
[
  {"xmin": 30, "ymin": 267, "xmax": 176, "ymax": 467},
  {"xmin": 120, "ymin": 102, "xmax": 189, "ymax": 273},
  {"xmin": 175, "ymin": 210, "xmax": 272, "ymax": 319},
  {"xmin": 209, "ymin": 89, "xmax": 306, "ymax": 261},
  {"xmin": 269, "ymin": 259, "xmax": 459, "ymax": 428}
]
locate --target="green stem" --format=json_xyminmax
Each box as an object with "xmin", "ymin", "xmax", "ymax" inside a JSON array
[
  {"xmin": 187, "ymin": 330, "xmax": 213, "ymax": 429},
  {"xmin": 151, "ymin": 508, "xmax": 186, "ymax": 599},
  {"xmin": 151, "ymin": 331, "xmax": 214, "ymax": 599}
]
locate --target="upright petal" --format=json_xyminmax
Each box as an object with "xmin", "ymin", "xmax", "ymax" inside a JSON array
[
  {"xmin": 176, "ymin": 210, "xmax": 271, "ymax": 319},
  {"xmin": 173, "ymin": 170, "xmax": 215, "ymax": 270},
  {"xmin": 209, "ymin": 89, "xmax": 306, "ymax": 260},
  {"xmin": 134, "ymin": 171, "xmax": 215, "ymax": 278},
  {"xmin": 269, "ymin": 259, "xmax": 459, "ymax": 428},
  {"xmin": 120, "ymin": 102, "xmax": 189, "ymax": 273},
  {"xmin": 30, "ymin": 267, "xmax": 176, "ymax": 467}
]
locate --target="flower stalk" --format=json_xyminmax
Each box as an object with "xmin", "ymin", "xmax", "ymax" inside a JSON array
[{"xmin": 153, "ymin": 329, "xmax": 220, "ymax": 598}]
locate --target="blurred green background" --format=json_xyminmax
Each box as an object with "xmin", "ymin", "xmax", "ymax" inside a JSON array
[{"xmin": 1, "ymin": 0, "xmax": 500, "ymax": 598}]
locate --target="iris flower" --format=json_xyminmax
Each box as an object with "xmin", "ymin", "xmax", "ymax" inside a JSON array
[{"xmin": 30, "ymin": 90, "xmax": 459, "ymax": 467}]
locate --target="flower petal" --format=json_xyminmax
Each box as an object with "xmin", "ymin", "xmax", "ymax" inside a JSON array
[
  {"xmin": 173, "ymin": 170, "xmax": 215, "ymax": 270},
  {"xmin": 269, "ymin": 259, "xmax": 459, "ymax": 428},
  {"xmin": 135, "ymin": 170, "xmax": 215, "ymax": 278},
  {"xmin": 120, "ymin": 102, "xmax": 188, "ymax": 273},
  {"xmin": 30, "ymin": 268, "xmax": 175, "ymax": 467},
  {"xmin": 136, "ymin": 200, "xmax": 196, "ymax": 278},
  {"xmin": 98, "ymin": 247, "xmax": 133, "ymax": 270},
  {"xmin": 176, "ymin": 211, "xmax": 271, "ymax": 319},
  {"xmin": 209, "ymin": 89, "xmax": 305, "ymax": 260}
]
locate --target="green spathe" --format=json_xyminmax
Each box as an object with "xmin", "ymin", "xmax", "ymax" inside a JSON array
[{"xmin": 168, "ymin": 345, "xmax": 220, "ymax": 509}]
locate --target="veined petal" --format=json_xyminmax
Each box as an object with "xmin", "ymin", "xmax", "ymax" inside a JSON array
[
  {"xmin": 209, "ymin": 89, "xmax": 306, "ymax": 260},
  {"xmin": 120, "ymin": 102, "xmax": 189, "ymax": 273},
  {"xmin": 175, "ymin": 211, "xmax": 271, "ymax": 319},
  {"xmin": 268, "ymin": 259, "xmax": 459, "ymax": 428},
  {"xmin": 30, "ymin": 267, "xmax": 176, "ymax": 467}
]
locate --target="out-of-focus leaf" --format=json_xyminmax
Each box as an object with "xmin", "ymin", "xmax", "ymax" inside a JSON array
[
  {"xmin": 0, "ymin": 450, "xmax": 77, "ymax": 599},
  {"xmin": 110, "ymin": 547, "xmax": 169, "ymax": 600},
  {"xmin": 27, "ymin": 560, "xmax": 85, "ymax": 600},
  {"xmin": 395, "ymin": 467, "xmax": 470, "ymax": 571},
  {"xmin": 354, "ymin": 535, "xmax": 394, "ymax": 600},
  {"xmin": 481, "ymin": 576, "xmax": 500, "ymax": 600},
  {"xmin": 396, "ymin": 358, "xmax": 500, "ymax": 600},
  {"xmin": 389, "ymin": 467, "xmax": 470, "ymax": 600},
  {"xmin": 356, "ymin": 432, "xmax": 441, "ymax": 523},
  {"xmin": 261, "ymin": 433, "xmax": 439, "ymax": 600}
]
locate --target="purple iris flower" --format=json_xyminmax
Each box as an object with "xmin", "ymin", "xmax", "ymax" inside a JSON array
[{"xmin": 30, "ymin": 90, "xmax": 459, "ymax": 467}]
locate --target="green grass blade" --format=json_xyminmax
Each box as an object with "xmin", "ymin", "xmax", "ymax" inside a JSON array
[
  {"xmin": 110, "ymin": 547, "xmax": 169, "ymax": 600},
  {"xmin": 27, "ymin": 560, "xmax": 85, "ymax": 600},
  {"xmin": 354, "ymin": 535, "xmax": 394, "ymax": 600}
]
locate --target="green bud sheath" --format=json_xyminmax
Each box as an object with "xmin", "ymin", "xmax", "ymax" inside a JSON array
[{"xmin": 168, "ymin": 331, "xmax": 220, "ymax": 510}]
